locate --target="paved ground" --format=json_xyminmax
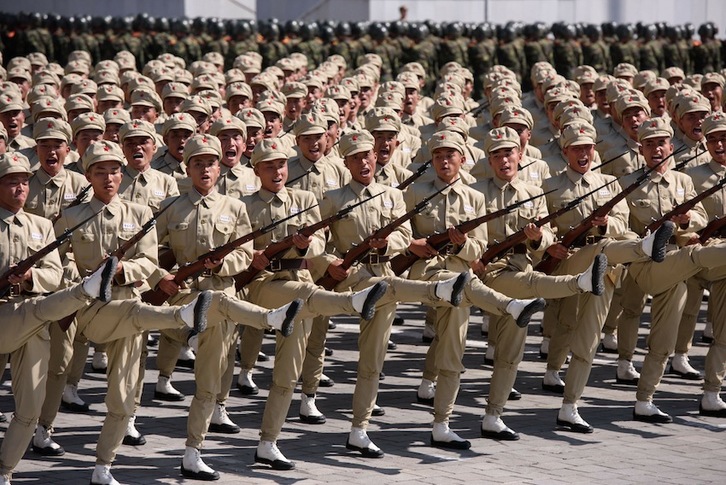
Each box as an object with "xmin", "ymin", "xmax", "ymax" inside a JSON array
[{"xmin": 2, "ymin": 300, "xmax": 726, "ymax": 484}]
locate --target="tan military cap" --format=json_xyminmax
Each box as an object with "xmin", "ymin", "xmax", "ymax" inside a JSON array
[
  {"xmin": 199, "ymin": 90, "xmax": 222, "ymax": 110},
  {"xmin": 365, "ymin": 108, "xmax": 401, "ymax": 133},
  {"xmin": 127, "ymin": 75, "xmax": 155, "ymax": 92},
  {"xmin": 633, "ymin": 70, "xmax": 657, "ymax": 90},
  {"xmin": 533, "ymin": 68, "xmax": 558, "ymax": 86},
  {"xmin": 191, "ymin": 74, "xmax": 217, "ymax": 93},
  {"xmin": 71, "ymin": 112, "xmax": 105, "ymax": 138},
  {"xmin": 224, "ymin": 68, "xmax": 246, "ymax": 86},
  {"xmin": 341, "ymin": 77, "xmax": 360, "ymax": 93},
  {"xmin": 293, "ymin": 112, "xmax": 328, "ymax": 136},
  {"xmin": 594, "ymin": 74, "xmax": 616, "ymax": 92},
  {"xmin": 0, "ymin": 93, "xmax": 24, "ymax": 113},
  {"xmin": 702, "ymin": 111, "xmax": 726, "ymax": 135},
  {"xmin": 637, "ymin": 117, "xmax": 674, "ymax": 142},
  {"xmin": 7, "ymin": 57, "xmax": 31, "ymax": 72},
  {"xmin": 103, "ymin": 107, "xmax": 132, "ymax": 126},
  {"xmin": 281, "ymin": 81, "xmax": 307, "ymax": 99},
  {"xmin": 431, "ymin": 94, "xmax": 465, "ymax": 120},
  {"xmin": 606, "ymin": 80, "xmax": 634, "ymax": 103},
  {"xmin": 355, "ymin": 73, "xmax": 375, "ymax": 89},
  {"xmin": 82, "ymin": 140, "xmax": 126, "ymax": 171},
  {"xmin": 702, "ymin": 72, "xmax": 726, "ymax": 89},
  {"xmin": 202, "ymin": 51, "xmax": 224, "ymax": 68},
  {"xmin": 250, "ymin": 73, "xmax": 278, "ymax": 92},
  {"xmin": 31, "ymin": 97, "xmax": 66, "ymax": 122},
  {"xmin": 7, "ymin": 66, "xmax": 31, "ymax": 82},
  {"xmin": 27, "ymin": 52, "xmax": 48, "ymax": 67},
  {"xmin": 71, "ymin": 78, "xmax": 96, "ymax": 95},
  {"xmin": 574, "ymin": 65, "xmax": 598, "ymax": 85},
  {"xmin": 34, "ymin": 118, "xmax": 72, "ymax": 142},
  {"xmin": 302, "ymin": 74, "xmax": 325, "ymax": 92},
  {"xmin": 375, "ymin": 91, "xmax": 404, "ymax": 110},
  {"xmin": 553, "ymin": 99, "xmax": 586, "ymax": 122},
  {"xmin": 97, "ymin": 84, "xmax": 124, "ymax": 102},
  {"xmin": 339, "ymin": 130, "xmax": 375, "ymax": 158},
  {"xmin": 559, "ymin": 104, "xmax": 594, "ymax": 128},
  {"xmin": 257, "ymin": 98, "xmax": 285, "ymax": 117},
  {"xmin": 96, "ymin": 59, "xmax": 120, "ymax": 73},
  {"xmin": 310, "ymin": 99, "xmax": 340, "ymax": 124},
  {"xmin": 543, "ymin": 88, "xmax": 575, "ymax": 107},
  {"xmin": 181, "ymin": 95, "xmax": 212, "ymax": 115},
  {"xmin": 210, "ymin": 115, "xmax": 247, "ymax": 137},
  {"xmin": 326, "ymin": 84, "xmax": 351, "ymax": 101},
  {"xmin": 162, "ymin": 82, "xmax": 189, "ymax": 100},
  {"xmin": 0, "ymin": 152, "xmax": 33, "ymax": 178},
  {"xmin": 275, "ymin": 58, "xmax": 297, "ymax": 73},
  {"xmin": 250, "ymin": 138, "xmax": 289, "ymax": 166},
  {"xmin": 560, "ymin": 122, "xmax": 597, "ymax": 148},
  {"xmin": 32, "ymin": 70, "xmax": 61, "ymax": 87},
  {"xmin": 675, "ymin": 93, "xmax": 711, "ymax": 118},
  {"xmin": 237, "ymin": 108, "xmax": 266, "ymax": 129},
  {"xmin": 542, "ymin": 74, "xmax": 567, "ymax": 93},
  {"xmin": 258, "ymin": 89, "xmax": 287, "ymax": 106},
  {"xmin": 428, "ymin": 130, "xmax": 466, "ymax": 154},
  {"xmin": 489, "ymin": 95, "xmax": 520, "ymax": 118},
  {"xmin": 27, "ymin": 83, "xmax": 59, "ymax": 104},
  {"xmin": 437, "ymin": 116, "xmax": 469, "ymax": 139},
  {"xmin": 400, "ymin": 62, "xmax": 426, "ymax": 80},
  {"xmin": 484, "ymin": 127, "xmax": 520, "ymax": 154},
  {"xmin": 613, "ymin": 63, "xmax": 638, "ymax": 78},
  {"xmin": 183, "ymin": 134, "xmax": 222, "ymax": 164},
  {"xmin": 130, "ymin": 89, "xmax": 162, "ymax": 111},
  {"xmin": 396, "ymin": 72, "xmax": 420, "ymax": 90},
  {"xmin": 119, "ymin": 119, "xmax": 156, "ymax": 142},
  {"xmin": 94, "ymin": 69, "xmax": 121, "ymax": 86},
  {"xmin": 643, "ymin": 77, "xmax": 670, "ymax": 97},
  {"xmin": 683, "ymin": 74, "xmax": 703, "ymax": 91},
  {"xmin": 662, "ymin": 67, "xmax": 686, "ymax": 82},
  {"xmin": 500, "ymin": 106, "xmax": 534, "ymax": 130},
  {"xmin": 162, "ymin": 113, "xmax": 197, "ymax": 137},
  {"xmin": 234, "ymin": 55, "xmax": 261, "ymax": 74},
  {"xmin": 615, "ymin": 92, "xmax": 650, "ymax": 117}
]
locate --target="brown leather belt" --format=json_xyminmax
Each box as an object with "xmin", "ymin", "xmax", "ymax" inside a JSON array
[
  {"xmin": 572, "ymin": 235, "xmax": 605, "ymax": 248},
  {"xmin": 488, "ymin": 243, "xmax": 528, "ymax": 256},
  {"xmin": 268, "ymin": 259, "xmax": 310, "ymax": 271},
  {"xmin": 361, "ymin": 254, "xmax": 390, "ymax": 264}
]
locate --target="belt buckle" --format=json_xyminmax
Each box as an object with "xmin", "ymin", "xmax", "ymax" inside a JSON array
[
  {"xmin": 368, "ymin": 253, "xmax": 381, "ymax": 264},
  {"xmin": 202, "ymin": 268, "xmax": 213, "ymax": 277},
  {"xmin": 585, "ymin": 235, "xmax": 596, "ymax": 245},
  {"xmin": 269, "ymin": 259, "xmax": 282, "ymax": 271},
  {"xmin": 9, "ymin": 284, "xmax": 21, "ymax": 297}
]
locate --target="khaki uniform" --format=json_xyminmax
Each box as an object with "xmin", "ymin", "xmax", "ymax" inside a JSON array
[
  {"xmin": 286, "ymin": 154, "xmax": 350, "ymax": 200},
  {"xmin": 405, "ymin": 178, "xmax": 512, "ymax": 424},
  {"xmin": 312, "ymin": 180, "xmax": 444, "ymax": 428},
  {"xmin": 543, "ymin": 167, "xmax": 650, "ymax": 405},
  {"xmin": 119, "ymin": 165, "xmax": 179, "ymax": 212},
  {"xmin": 601, "ymin": 138, "xmax": 645, "ymax": 177},
  {"xmin": 684, "ymin": 161, "xmax": 726, "ymax": 394},
  {"xmin": 216, "ymin": 163, "xmax": 261, "ymax": 198},
  {"xmin": 56, "ymin": 196, "xmax": 191, "ymax": 466},
  {"xmin": 153, "ymin": 189, "xmax": 273, "ymax": 450},
  {"xmin": 674, "ymin": 136, "xmax": 710, "ymax": 171},
  {"xmin": 614, "ymin": 168, "xmax": 725, "ymax": 402},
  {"xmin": 26, "ymin": 167, "xmax": 92, "ymax": 438},
  {"xmin": 0, "ymin": 208, "xmax": 96, "ymax": 478},
  {"xmin": 472, "ymin": 177, "xmax": 586, "ymax": 417},
  {"xmin": 151, "ymin": 150, "xmax": 187, "ymax": 182},
  {"xmin": 374, "ymin": 159, "xmax": 412, "ymax": 187},
  {"xmin": 241, "ymin": 187, "xmax": 362, "ymax": 443}
]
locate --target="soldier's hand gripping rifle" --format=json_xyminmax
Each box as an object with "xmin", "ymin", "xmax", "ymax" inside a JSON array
[
  {"xmin": 315, "ymin": 182, "xmax": 452, "ymax": 290},
  {"xmin": 233, "ymin": 193, "xmax": 384, "ymax": 291}
]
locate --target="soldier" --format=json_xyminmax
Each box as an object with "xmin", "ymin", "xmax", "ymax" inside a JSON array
[
  {"xmin": 0, "ymin": 151, "xmax": 116, "ymax": 485},
  {"xmin": 497, "ymin": 24, "xmax": 526, "ymax": 83},
  {"xmin": 0, "ymin": 93, "xmax": 36, "ymax": 152},
  {"xmin": 540, "ymin": 123, "xmax": 673, "ymax": 432},
  {"xmin": 469, "ymin": 127, "xmax": 607, "ymax": 440},
  {"xmin": 152, "ymin": 113, "xmax": 196, "ymax": 182},
  {"xmin": 610, "ymin": 24, "xmax": 640, "ymax": 69},
  {"xmin": 701, "ymin": 72, "xmax": 724, "ymax": 113},
  {"xmin": 582, "ymin": 24, "xmax": 611, "ymax": 74},
  {"xmin": 552, "ymin": 23, "xmax": 583, "ymax": 81},
  {"xmin": 686, "ymin": 112, "xmax": 726, "ymax": 416},
  {"xmin": 53, "ymin": 140, "xmax": 212, "ymax": 485},
  {"xmin": 407, "ymin": 130, "xmax": 546, "ymax": 449},
  {"xmin": 672, "ymin": 92, "xmax": 711, "ymax": 170},
  {"xmin": 617, "ymin": 117, "xmax": 726, "ymax": 422},
  {"xmin": 150, "ymin": 134, "xmax": 303, "ymax": 480},
  {"xmin": 241, "ymin": 138, "xmax": 389, "ymax": 469},
  {"xmin": 639, "ymin": 24, "xmax": 665, "ymax": 74}
]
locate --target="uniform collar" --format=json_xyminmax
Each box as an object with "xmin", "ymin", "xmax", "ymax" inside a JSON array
[
  {"xmin": 433, "ymin": 176, "xmax": 464, "ymax": 195},
  {"xmin": 0, "ymin": 207, "xmax": 24, "ymax": 226},
  {"xmin": 258, "ymin": 187, "xmax": 289, "ymax": 204},
  {"xmin": 36, "ymin": 167, "xmax": 66, "ymax": 187},
  {"xmin": 220, "ymin": 163, "xmax": 245, "ymax": 180},
  {"xmin": 492, "ymin": 175, "xmax": 523, "ymax": 191},
  {"xmin": 648, "ymin": 168, "xmax": 673, "ymax": 185},
  {"xmin": 188, "ymin": 188, "xmax": 221, "ymax": 208},
  {"xmin": 89, "ymin": 194, "xmax": 122, "ymax": 216},
  {"xmin": 708, "ymin": 159, "xmax": 726, "ymax": 176},
  {"xmin": 349, "ymin": 179, "xmax": 380, "ymax": 197},
  {"xmin": 565, "ymin": 166, "xmax": 597, "ymax": 186}
]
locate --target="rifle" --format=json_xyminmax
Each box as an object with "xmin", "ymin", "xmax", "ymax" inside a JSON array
[
  {"xmin": 0, "ymin": 210, "xmax": 102, "ymax": 299},
  {"xmin": 233, "ymin": 192, "xmax": 384, "ymax": 291},
  {"xmin": 389, "ymin": 188, "xmax": 550, "ymax": 276},
  {"xmin": 397, "ymin": 159, "xmax": 431, "ymax": 191},
  {"xmin": 285, "ymin": 166, "xmax": 313, "ymax": 187},
  {"xmin": 50, "ymin": 185, "xmax": 93, "ymax": 224},
  {"xmin": 141, "ymin": 205, "xmax": 318, "ymax": 306},
  {"xmin": 534, "ymin": 153, "xmax": 676, "ymax": 275},
  {"xmin": 315, "ymin": 181, "xmax": 454, "ymax": 290},
  {"xmin": 57, "ymin": 199, "xmax": 178, "ymax": 330},
  {"xmin": 698, "ymin": 215, "xmax": 726, "ymax": 244},
  {"xmin": 644, "ymin": 177, "xmax": 726, "ymax": 234}
]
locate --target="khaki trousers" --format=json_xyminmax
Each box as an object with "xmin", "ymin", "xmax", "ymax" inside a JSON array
[{"xmin": 0, "ymin": 285, "xmax": 92, "ymax": 475}]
